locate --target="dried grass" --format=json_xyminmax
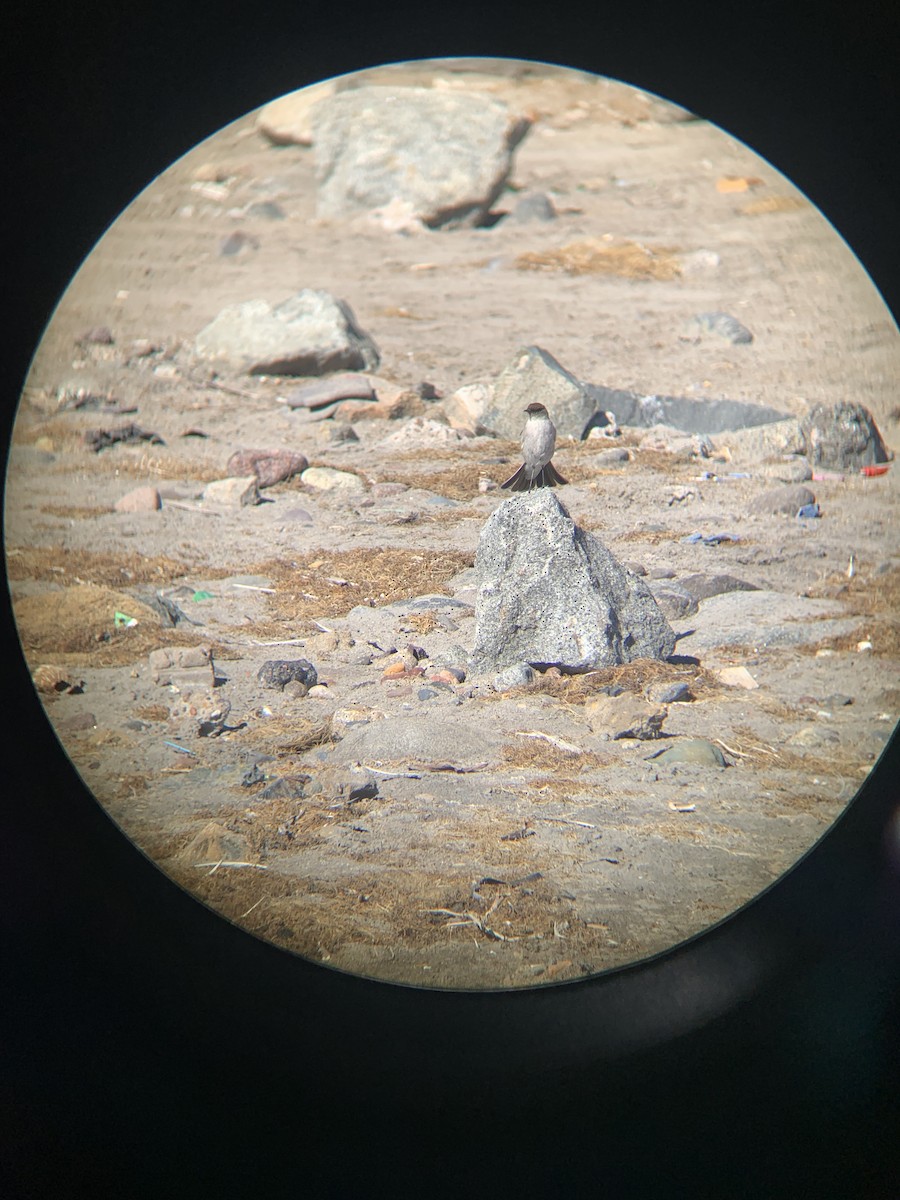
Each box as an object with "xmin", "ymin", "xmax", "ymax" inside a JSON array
[
  {"xmin": 6, "ymin": 545, "xmax": 194, "ymax": 587},
  {"xmin": 514, "ymin": 238, "xmax": 682, "ymax": 281}
]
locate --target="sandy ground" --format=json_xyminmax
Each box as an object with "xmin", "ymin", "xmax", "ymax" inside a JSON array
[{"xmin": 5, "ymin": 62, "xmax": 899, "ymax": 989}]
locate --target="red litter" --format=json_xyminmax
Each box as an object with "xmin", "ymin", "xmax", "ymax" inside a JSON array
[{"xmin": 860, "ymin": 464, "xmax": 890, "ymax": 477}]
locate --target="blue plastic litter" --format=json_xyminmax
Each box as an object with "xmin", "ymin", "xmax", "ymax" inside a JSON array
[
  {"xmin": 682, "ymin": 531, "xmax": 741, "ymax": 545},
  {"xmin": 796, "ymin": 503, "xmax": 821, "ymax": 519}
]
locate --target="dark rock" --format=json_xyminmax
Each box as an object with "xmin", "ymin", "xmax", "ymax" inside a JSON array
[
  {"xmin": 257, "ymin": 659, "xmax": 318, "ymax": 691},
  {"xmin": 311, "ymin": 86, "xmax": 530, "ymax": 229},
  {"xmin": 219, "ymin": 230, "xmax": 260, "ymax": 257},
  {"xmin": 246, "ymin": 201, "xmax": 286, "ymax": 220},
  {"xmin": 194, "ymin": 290, "xmax": 380, "ymax": 377},
  {"xmin": 649, "ymin": 585, "xmax": 699, "ymax": 620},
  {"xmin": 471, "ymin": 490, "xmax": 676, "ymax": 674},
  {"xmin": 749, "ymin": 484, "xmax": 817, "ymax": 516},
  {"xmin": 649, "ymin": 739, "xmax": 726, "ymax": 767},
  {"xmin": 84, "ymin": 423, "xmax": 165, "ymax": 452},
  {"xmin": 280, "ymin": 374, "xmax": 376, "ymax": 411},
  {"xmin": 800, "ymin": 401, "xmax": 890, "ymax": 469},
  {"xmin": 77, "ymin": 326, "xmax": 114, "ymax": 345},
  {"xmin": 258, "ymin": 775, "xmax": 309, "ymax": 800},
  {"xmin": 226, "ymin": 448, "xmax": 308, "ymax": 487},
  {"xmin": 584, "ymin": 385, "xmax": 788, "ymax": 435},
  {"xmin": 646, "ymin": 681, "xmax": 692, "ymax": 704}
]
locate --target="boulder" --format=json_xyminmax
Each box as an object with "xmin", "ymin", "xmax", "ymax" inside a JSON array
[
  {"xmin": 194, "ymin": 289, "xmax": 380, "ymax": 377},
  {"xmin": 481, "ymin": 346, "xmax": 599, "ymax": 440},
  {"xmin": 311, "ymin": 86, "xmax": 530, "ymax": 229},
  {"xmin": 255, "ymin": 81, "xmax": 337, "ymax": 146},
  {"xmin": 800, "ymin": 401, "xmax": 890, "ymax": 470},
  {"xmin": 114, "ymin": 485, "xmax": 162, "ymax": 513},
  {"xmin": 469, "ymin": 490, "xmax": 676, "ymax": 674}
]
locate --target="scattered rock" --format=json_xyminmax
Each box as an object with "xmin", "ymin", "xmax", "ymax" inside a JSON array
[
  {"xmin": 650, "ymin": 739, "xmax": 727, "ymax": 767},
  {"xmin": 787, "ymin": 725, "xmax": 840, "ymax": 748},
  {"xmin": 592, "ymin": 389, "xmax": 787, "ymax": 436},
  {"xmin": 719, "ymin": 418, "xmax": 806, "ymax": 464},
  {"xmin": 202, "ymin": 476, "xmax": 261, "ymax": 507},
  {"xmin": 760, "ymin": 457, "xmax": 813, "ymax": 483},
  {"xmin": 178, "ymin": 821, "xmax": 256, "ymax": 866},
  {"xmin": 32, "ymin": 665, "xmax": 84, "ymax": 695},
  {"xmin": 114, "ymin": 485, "xmax": 162, "ymax": 513},
  {"xmin": 129, "ymin": 338, "xmax": 157, "ymax": 358},
  {"xmin": 225, "ymin": 448, "xmax": 308, "ymax": 487},
  {"xmin": 648, "ymin": 584, "xmax": 699, "ymax": 621},
  {"xmin": 378, "ymin": 417, "xmax": 468, "ymax": 446},
  {"xmin": 470, "ymin": 490, "xmax": 676, "ymax": 674},
  {"xmin": 443, "ymin": 383, "xmax": 494, "ymax": 434},
  {"xmin": 586, "ymin": 693, "xmax": 666, "ymax": 739},
  {"xmin": 255, "ymin": 81, "xmax": 337, "ymax": 146},
  {"xmin": 194, "ymin": 290, "xmax": 380, "ymax": 377},
  {"xmin": 481, "ymin": 346, "xmax": 598, "ymax": 440},
  {"xmin": 258, "ymin": 776, "xmax": 309, "ymax": 800},
  {"xmin": 311, "ymin": 86, "xmax": 530, "ymax": 229},
  {"xmin": 493, "ymin": 663, "xmax": 535, "ymax": 692},
  {"xmin": 219, "ymin": 230, "xmax": 260, "ymax": 257},
  {"xmin": 54, "ymin": 712, "xmax": 98, "ymax": 733},
  {"xmin": 676, "ymin": 573, "xmax": 760, "ymax": 602},
  {"xmin": 77, "ymin": 326, "xmax": 114, "ymax": 345},
  {"xmin": 279, "ymin": 374, "xmax": 376, "ymax": 413},
  {"xmin": 307, "ymin": 685, "xmax": 330, "ymax": 698},
  {"xmin": 329, "ymin": 713, "xmax": 500, "ymax": 769},
  {"xmin": 245, "ymin": 201, "xmax": 286, "ymax": 221},
  {"xmin": 800, "ymin": 401, "xmax": 891, "ymax": 470},
  {"xmin": 257, "ymin": 659, "xmax": 318, "ymax": 691},
  {"xmin": 326, "ymin": 423, "xmax": 360, "ymax": 445},
  {"xmin": 506, "ymin": 192, "xmax": 557, "ymax": 223},
  {"xmin": 84, "ymin": 423, "xmax": 164, "ymax": 452},
  {"xmin": 646, "ymin": 681, "xmax": 692, "ymax": 704},
  {"xmin": 149, "ymin": 646, "xmax": 212, "ymax": 685},
  {"xmin": 300, "ymin": 466, "xmax": 365, "ymax": 492},
  {"xmin": 687, "ymin": 312, "xmax": 753, "ymax": 344},
  {"xmin": 715, "ymin": 666, "xmax": 759, "ymax": 690},
  {"xmin": 749, "ymin": 484, "xmax": 817, "ymax": 516},
  {"xmin": 593, "ymin": 447, "xmax": 630, "ymax": 466}
]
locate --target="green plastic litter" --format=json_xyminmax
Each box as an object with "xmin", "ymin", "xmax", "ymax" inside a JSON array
[
  {"xmin": 114, "ymin": 611, "xmax": 138, "ymax": 628},
  {"xmin": 192, "ymin": 590, "xmax": 214, "ymax": 601}
]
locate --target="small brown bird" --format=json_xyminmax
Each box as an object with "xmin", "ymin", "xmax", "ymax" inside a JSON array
[{"xmin": 500, "ymin": 402, "xmax": 568, "ymax": 491}]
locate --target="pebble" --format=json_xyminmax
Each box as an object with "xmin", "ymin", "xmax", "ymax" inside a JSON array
[
  {"xmin": 646, "ymin": 681, "xmax": 692, "ymax": 704},
  {"xmin": 586, "ymin": 694, "xmax": 666, "ymax": 740},
  {"xmin": 245, "ymin": 201, "xmax": 286, "ymax": 220},
  {"xmin": 300, "ymin": 466, "xmax": 365, "ymax": 492},
  {"xmin": 749, "ymin": 484, "xmax": 817, "ymax": 516},
  {"xmin": 760, "ymin": 458, "xmax": 813, "ymax": 483},
  {"xmin": 78, "ymin": 326, "xmax": 114, "ymax": 345},
  {"xmin": 114, "ymin": 485, "xmax": 162, "ymax": 513},
  {"xmin": 786, "ymin": 726, "xmax": 840, "ymax": 748},
  {"xmin": 506, "ymin": 191, "xmax": 557, "ymax": 223},
  {"xmin": 593, "ymin": 447, "xmax": 630, "ymax": 466},
  {"xmin": 202, "ymin": 476, "xmax": 261, "ymax": 507},
  {"xmin": 418, "ymin": 688, "xmax": 439, "ymax": 701},
  {"xmin": 32, "ymin": 665, "xmax": 84, "ymax": 695},
  {"xmin": 492, "ymin": 663, "xmax": 535, "ymax": 692},
  {"xmin": 226, "ymin": 448, "xmax": 308, "ymax": 488},
  {"xmin": 650, "ymin": 739, "xmax": 726, "ymax": 767},
  {"xmin": 220, "ymin": 231, "xmax": 260, "ymax": 257},
  {"xmin": 679, "ymin": 249, "xmax": 721, "ymax": 276},
  {"xmin": 129, "ymin": 338, "xmax": 157, "ymax": 358},
  {"xmin": 257, "ymin": 659, "xmax": 318, "ymax": 691},
  {"xmin": 332, "ymin": 707, "xmax": 382, "ymax": 732},
  {"xmin": 688, "ymin": 311, "xmax": 754, "ymax": 344},
  {"xmin": 55, "ymin": 712, "xmax": 98, "ymax": 732},
  {"xmin": 326, "ymin": 423, "xmax": 360, "ymax": 444},
  {"xmin": 427, "ymin": 667, "xmax": 466, "ymax": 685},
  {"xmin": 308, "ymin": 685, "xmax": 330, "ymax": 698}
]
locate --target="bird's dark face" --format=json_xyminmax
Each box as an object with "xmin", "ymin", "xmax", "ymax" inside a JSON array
[{"xmin": 524, "ymin": 402, "xmax": 548, "ymax": 415}]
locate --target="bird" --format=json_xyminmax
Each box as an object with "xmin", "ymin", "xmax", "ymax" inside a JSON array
[{"xmin": 500, "ymin": 402, "xmax": 568, "ymax": 491}]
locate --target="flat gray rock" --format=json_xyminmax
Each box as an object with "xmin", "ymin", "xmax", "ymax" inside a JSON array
[
  {"xmin": 330, "ymin": 713, "xmax": 501, "ymax": 767},
  {"xmin": 469, "ymin": 490, "xmax": 676, "ymax": 674},
  {"xmin": 676, "ymin": 590, "xmax": 859, "ymax": 653},
  {"xmin": 311, "ymin": 86, "xmax": 529, "ymax": 229},
  {"xmin": 194, "ymin": 290, "xmax": 379, "ymax": 376}
]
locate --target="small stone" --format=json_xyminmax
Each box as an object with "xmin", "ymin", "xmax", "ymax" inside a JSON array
[
  {"xmin": 300, "ymin": 466, "xmax": 365, "ymax": 492},
  {"xmin": 192, "ymin": 162, "xmax": 231, "ymax": 183},
  {"xmin": 787, "ymin": 726, "xmax": 840, "ymax": 748},
  {"xmin": 715, "ymin": 666, "xmax": 759, "ymax": 690},
  {"xmin": 651, "ymin": 739, "xmax": 726, "ymax": 767},
  {"xmin": 679, "ymin": 249, "xmax": 721, "ymax": 276},
  {"xmin": 203, "ymin": 476, "xmax": 261, "ymax": 507},
  {"xmin": 257, "ymin": 659, "xmax": 318, "ymax": 691},
  {"xmin": 130, "ymin": 338, "xmax": 157, "ymax": 358},
  {"xmin": 332, "ymin": 707, "xmax": 382, "ymax": 732},
  {"xmin": 326, "ymin": 423, "xmax": 360, "ymax": 444},
  {"xmin": 418, "ymin": 688, "xmax": 438, "ymax": 701},
  {"xmin": 34, "ymin": 436, "xmax": 55, "ymax": 454},
  {"xmin": 55, "ymin": 712, "xmax": 98, "ymax": 732},
  {"xmin": 689, "ymin": 312, "xmax": 753, "ymax": 344},
  {"xmin": 760, "ymin": 458, "xmax": 813, "ymax": 483},
  {"xmin": 308, "ymin": 685, "xmax": 330, "ymax": 698},
  {"xmin": 246, "ymin": 201, "xmax": 286, "ymax": 220},
  {"xmin": 220, "ymin": 230, "xmax": 260, "ymax": 257},
  {"xmin": 283, "ymin": 680, "xmax": 310, "ymax": 699},
  {"xmin": 114, "ymin": 485, "xmax": 162, "ymax": 513},
  {"xmin": 749, "ymin": 484, "xmax": 817, "ymax": 516},
  {"xmin": 507, "ymin": 192, "xmax": 556, "ymax": 223},
  {"xmin": 492, "ymin": 663, "xmax": 535, "ymax": 692},
  {"xmin": 427, "ymin": 667, "xmax": 466, "ymax": 685},
  {"xmin": 593, "ymin": 447, "xmax": 630, "ymax": 466},
  {"xmin": 258, "ymin": 776, "xmax": 308, "ymax": 800},
  {"xmin": 650, "ymin": 585, "xmax": 699, "ymax": 621},
  {"xmin": 32, "ymin": 665, "xmax": 84, "ymax": 694},
  {"xmin": 586, "ymin": 693, "xmax": 666, "ymax": 740},
  {"xmin": 78, "ymin": 326, "xmax": 114, "ymax": 345},
  {"xmin": 646, "ymin": 681, "xmax": 692, "ymax": 704},
  {"xmin": 226, "ymin": 448, "xmax": 308, "ymax": 488}
]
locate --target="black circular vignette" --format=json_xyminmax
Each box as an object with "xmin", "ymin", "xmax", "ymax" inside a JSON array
[{"xmin": 3, "ymin": 4, "xmax": 899, "ymax": 1196}]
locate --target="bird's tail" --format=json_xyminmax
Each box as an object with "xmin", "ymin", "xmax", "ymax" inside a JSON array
[{"xmin": 499, "ymin": 461, "xmax": 568, "ymax": 491}]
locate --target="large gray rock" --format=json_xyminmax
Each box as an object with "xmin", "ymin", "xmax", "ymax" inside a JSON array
[
  {"xmin": 800, "ymin": 401, "xmax": 891, "ymax": 469},
  {"xmin": 469, "ymin": 490, "xmax": 676, "ymax": 674},
  {"xmin": 481, "ymin": 346, "xmax": 599, "ymax": 440},
  {"xmin": 194, "ymin": 290, "xmax": 380, "ymax": 376},
  {"xmin": 311, "ymin": 86, "xmax": 529, "ymax": 229}
]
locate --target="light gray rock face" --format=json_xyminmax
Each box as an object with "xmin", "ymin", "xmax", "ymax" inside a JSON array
[
  {"xmin": 469, "ymin": 490, "xmax": 676, "ymax": 674},
  {"xmin": 311, "ymin": 86, "xmax": 529, "ymax": 229},
  {"xmin": 194, "ymin": 290, "xmax": 380, "ymax": 376},
  {"xmin": 800, "ymin": 401, "xmax": 891, "ymax": 469},
  {"xmin": 481, "ymin": 346, "xmax": 599, "ymax": 440}
]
